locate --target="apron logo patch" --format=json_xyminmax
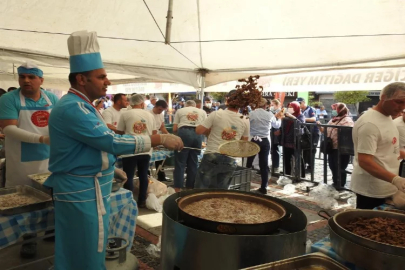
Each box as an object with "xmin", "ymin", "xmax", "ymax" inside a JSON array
[{"xmin": 31, "ymin": 111, "xmax": 50, "ymax": 127}]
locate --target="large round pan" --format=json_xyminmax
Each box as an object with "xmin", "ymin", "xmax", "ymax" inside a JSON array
[
  {"xmin": 319, "ymin": 209, "xmax": 405, "ymax": 257},
  {"xmin": 177, "ymin": 190, "xmax": 287, "ymax": 235},
  {"xmin": 328, "ymin": 218, "xmax": 405, "ymax": 270}
]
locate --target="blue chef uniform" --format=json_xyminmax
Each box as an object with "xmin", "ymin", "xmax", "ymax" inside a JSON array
[{"xmin": 44, "ymin": 31, "xmax": 151, "ymax": 270}]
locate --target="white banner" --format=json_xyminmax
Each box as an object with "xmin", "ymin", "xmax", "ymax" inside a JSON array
[{"xmin": 205, "ymin": 67, "xmax": 405, "ymax": 93}]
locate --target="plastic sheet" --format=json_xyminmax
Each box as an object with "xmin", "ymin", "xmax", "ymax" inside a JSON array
[
  {"xmin": 347, "ymin": 197, "xmax": 357, "ymax": 207},
  {"xmin": 309, "ymin": 184, "xmax": 339, "ymax": 210}
]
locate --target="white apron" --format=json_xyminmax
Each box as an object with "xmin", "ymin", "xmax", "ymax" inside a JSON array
[{"xmin": 5, "ymin": 90, "xmax": 53, "ymax": 187}]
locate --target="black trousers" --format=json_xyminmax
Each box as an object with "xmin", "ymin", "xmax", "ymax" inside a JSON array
[
  {"xmin": 283, "ymin": 147, "xmax": 305, "ymax": 178},
  {"xmin": 303, "ymin": 133, "xmax": 320, "ymax": 169},
  {"xmin": 356, "ymin": 194, "xmax": 386, "ymax": 209},
  {"xmin": 246, "ymin": 138, "xmax": 270, "ymax": 189},
  {"xmin": 328, "ymin": 150, "xmax": 350, "ymax": 187}
]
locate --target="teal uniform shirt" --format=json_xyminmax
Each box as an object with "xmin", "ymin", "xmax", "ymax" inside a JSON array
[
  {"xmin": 0, "ymin": 88, "xmax": 59, "ymax": 120},
  {"xmin": 48, "ymin": 92, "xmax": 151, "ymax": 175}
]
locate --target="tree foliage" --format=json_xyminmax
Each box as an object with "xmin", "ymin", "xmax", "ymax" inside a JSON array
[
  {"xmin": 333, "ymin": 91, "xmax": 370, "ymax": 105},
  {"xmin": 209, "ymin": 92, "xmax": 227, "ymax": 102}
]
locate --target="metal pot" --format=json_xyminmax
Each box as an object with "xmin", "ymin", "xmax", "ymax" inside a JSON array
[
  {"xmin": 319, "ymin": 209, "xmax": 405, "ymax": 257},
  {"xmin": 328, "ymin": 218, "xmax": 405, "ymax": 270},
  {"xmin": 177, "ymin": 190, "xmax": 287, "ymax": 235}
]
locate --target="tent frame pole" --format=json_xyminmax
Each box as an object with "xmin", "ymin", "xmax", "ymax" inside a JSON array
[
  {"xmin": 200, "ymin": 74, "xmax": 205, "ymax": 100},
  {"xmin": 165, "ymin": 0, "xmax": 174, "ymax": 44}
]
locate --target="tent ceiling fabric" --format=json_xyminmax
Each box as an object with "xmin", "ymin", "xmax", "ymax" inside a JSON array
[{"xmin": 1, "ymin": 0, "xmax": 405, "ymax": 90}]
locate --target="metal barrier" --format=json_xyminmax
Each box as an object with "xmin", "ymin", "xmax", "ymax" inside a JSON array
[{"xmin": 280, "ymin": 118, "xmax": 354, "ymax": 189}]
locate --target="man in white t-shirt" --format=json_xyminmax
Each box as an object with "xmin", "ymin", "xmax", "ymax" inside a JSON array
[
  {"xmin": 116, "ymin": 94, "xmax": 156, "ymax": 207},
  {"xmin": 148, "ymin": 100, "xmax": 170, "ymax": 181},
  {"xmin": 351, "ymin": 82, "xmax": 405, "ymax": 209},
  {"xmin": 394, "ymin": 109, "xmax": 405, "ymax": 149},
  {"xmin": 195, "ymin": 90, "xmax": 250, "ymax": 189},
  {"xmin": 173, "ymin": 100, "xmax": 207, "ymax": 189},
  {"xmin": 102, "ymin": 93, "xmax": 128, "ymax": 131}
]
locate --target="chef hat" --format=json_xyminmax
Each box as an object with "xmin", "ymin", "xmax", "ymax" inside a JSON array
[
  {"xmin": 67, "ymin": 30, "xmax": 104, "ymax": 73},
  {"xmin": 17, "ymin": 62, "xmax": 43, "ymax": 78}
]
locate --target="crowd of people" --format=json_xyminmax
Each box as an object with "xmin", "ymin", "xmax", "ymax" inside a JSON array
[{"xmin": 2, "ymin": 31, "xmax": 405, "ymax": 270}]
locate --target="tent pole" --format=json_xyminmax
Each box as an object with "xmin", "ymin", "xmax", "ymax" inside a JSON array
[
  {"xmin": 200, "ymin": 74, "xmax": 205, "ymax": 100},
  {"xmin": 165, "ymin": 0, "xmax": 174, "ymax": 44}
]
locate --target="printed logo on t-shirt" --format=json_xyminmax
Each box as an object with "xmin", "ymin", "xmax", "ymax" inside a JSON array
[
  {"xmin": 221, "ymin": 126, "xmax": 237, "ymax": 140},
  {"xmin": 186, "ymin": 112, "xmax": 199, "ymax": 122},
  {"xmin": 31, "ymin": 111, "xmax": 50, "ymax": 127},
  {"xmin": 393, "ymin": 137, "xmax": 397, "ymax": 145},
  {"xmin": 133, "ymin": 120, "xmax": 147, "ymax": 134}
]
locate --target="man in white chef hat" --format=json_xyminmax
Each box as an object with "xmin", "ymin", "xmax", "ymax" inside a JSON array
[{"xmin": 45, "ymin": 31, "xmax": 183, "ymax": 270}]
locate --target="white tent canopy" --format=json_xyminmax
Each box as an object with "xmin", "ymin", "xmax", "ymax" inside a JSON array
[{"xmin": 1, "ymin": 0, "xmax": 405, "ymax": 90}]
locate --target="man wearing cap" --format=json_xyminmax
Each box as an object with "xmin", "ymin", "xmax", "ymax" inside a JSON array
[
  {"xmin": 116, "ymin": 94, "xmax": 156, "ymax": 207},
  {"xmin": 102, "ymin": 93, "xmax": 128, "ymax": 131},
  {"xmin": 0, "ymin": 62, "xmax": 58, "ymax": 258},
  {"xmin": 173, "ymin": 100, "xmax": 207, "ymax": 189},
  {"xmin": 44, "ymin": 31, "xmax": 183, "ymax": 270},
  {"xmin": 296, "ymin": 97, "xmax": 319, "ymax": 172}
]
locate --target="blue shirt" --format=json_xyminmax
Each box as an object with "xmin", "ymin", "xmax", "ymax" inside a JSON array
[
  {"xmin": 48, "ymin": 92, "xmax": 151, "ymax": 175},
  {"xmin": 0, "ymin": 88, "xmax": 59, "ymax": 120},
  {"xmin": 249, "ymin": 108, "xmax": 274, "ymax": 137},
  {"xmin": 315, "ymin": 109, "xmax": 328, "ymax": 118},
  {"xmin": 302, "ymin": 106, "xmax": 319, "ymax": 133}
]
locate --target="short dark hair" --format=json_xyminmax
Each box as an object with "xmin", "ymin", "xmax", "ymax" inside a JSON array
[
  {"xmin": 0, "ymin": 88, "xmax": 6, "ymax": 96},
  {"xmin": 145, "ymin": 95, "xmax": 150, "ymax": 100},
  {"xmin": 68, "ymin": 71, "xmax": 92, "ymax": 86},
  {"xmin": 155, "ymin": 100, "xmax": 168, "ymax": 109},
  {"xmin": 7, "ymin": 87, "xmax": 17, "ymax": 92},
  {"xmin": 195, "ymin": 99, "xmax": 202, "ymax": 105},
  {"xmin": 226, "ymin": 90, "xmax": 237, "ymax": 98},
  {"xmin": 113, "ymin": 93, "xmax": 125, "ymax": 103}
]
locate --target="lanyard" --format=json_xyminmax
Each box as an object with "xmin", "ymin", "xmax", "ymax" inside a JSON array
[{"xmin": 68, "ymin": 88, "xmax": 104, "ymax": 120}]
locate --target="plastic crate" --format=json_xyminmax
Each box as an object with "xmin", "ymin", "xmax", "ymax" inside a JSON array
[
  {"xmin": 229, "ymin": 166, "xmax": 252, "ymax": 186},
  {"xmin": 229, "ymin": 182, "xmax": 251, "ymax": 192}
]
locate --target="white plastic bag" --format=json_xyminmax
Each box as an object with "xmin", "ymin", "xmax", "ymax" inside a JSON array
[
  {"xmin": 146, "ymin": 236, "xmax": 161, "ymax": 258},
  {"xmin": 276, "ymin": 176, "xmax": 292, "ymax": 186},
  {"xmin": 309, "ymin": 184, "xmax": 339, "ymax": 200},
  {"xmin": 146, "ymin": 193, "xmax": 162, "ymax": 212},
  {"xmin": 147, "ymin": 177, "xmax": 167, "ymax": 198},
  {"xmin": 158, "ymin": 194, "xmax": 170, "ymax": 205},
  {"xmin": 309, "ymin": 184, "xmax": 339, "ymax": 210},
  {"xmin": 167, "ymin": 187, "xmax": 176, "ymax": 195},
  {"xmin": 391, "ymin": 191, "xmax": 405, "ymax": 210},
  {"xmin": 283, "ymin": 184, "xmax": 296, "ymax": 194},
  {"xmin": 305, "ymin": 240, "xmax": 313, "ymax": 253}
]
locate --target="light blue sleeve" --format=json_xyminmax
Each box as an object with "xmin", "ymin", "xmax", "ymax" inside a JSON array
[
  {"xmin": 62, "ymin": 102, "xmax": 150, "ymax": 156},
  {"xmin": 0, "ymin": 92, "xmax": 19, "ymax": 120}
]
